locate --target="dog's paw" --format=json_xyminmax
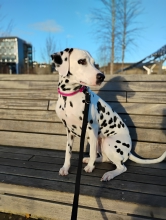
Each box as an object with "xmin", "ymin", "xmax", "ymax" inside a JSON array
[
  {"xmin": 83, "ymin": 157, "xmax": 90, "ymax": 163},
  {"xmin": 84, "ymin": 164, "xmax": 95, "ymax": 173},
  {"xmin": 101, "ymin": 171, "xmax": 114, "ymax": 181},
  {"xmin": 59, "ymin": 166, "xmax": 69, "ymax": 176}
]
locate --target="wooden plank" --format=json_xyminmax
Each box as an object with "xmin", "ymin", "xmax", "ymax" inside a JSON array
[
  {"xmin": 103, "ymin": 74, "xmax": 166, "ymax": 82},
  {"xmin": 0, "ymin": 99, "xmax": 48, "ymax": 110},
  {"xmin": 92, "ymin": 91, "xmax": 126, "ymax": 102},
  {"xmin": 0, "ymin": 156, "xmax": 165, "ymax": 186},
  {"xmin": 110, "ymin": 102, "xmax": 166, "ymax": 116},
  {"xmin": 0, "ymin": 81, "xmax": 58, "ymax": 89},
  {"xmin": 49, "ymin": 101, "xmax": 166, "ymax": 116},
  {"xmin": 132, "ymin": 141, "xmax": 166, "ymax": 159},
  {"xmin": 0, "ymin": 74, "xmax": 165, "ymax": 82},
  {"xmin": 0, "ymin": 109, "xmax": 57, "ymax": 121},
  {"xmin": 0, "ymin": 155, "xmax": 166, "ymax": 187},
  {"xmin": 0, "ymin": 74, "xmax": 59, "ymax": 81},
  {"xmin": 0, "ymin": 145, "xmax": 165, "ymax": 169},
  {"xmin": 129, "ymin": 127, "xmax": 166, "ymax": 143},
  {"xmin": 121, "ymin": 114, "xmax": 166, "ymax": 129},
  {"xmin": 0, "ymin": 120, "xmax": 64, "ymax": 134},
  {"xmin": 0, "ymin": 130, "xmax": 166, "ymax": 157},
  {"xmin": 0, "ymin": 193, "xmax": 149, "ymax": 220},
  {"xmin": 0, "ymin": 80, "xmax": 166, "ymax": 92},
  {"xmin": 0, "ymin": 152, "xmax": 32, "ymax": 160},
  {"xmin": 127, "ymin": 92, "xmax": 166, "ymax": 104},
  {"xmin": 94, "ymin": 81, "xmax": 166, "ymax": 92},
  {"xmin": 0, "ymin": 175, "xmax": 166, "ymax": 219},
  {"xmin": 0, "ymin": 164, "xmax": 166, "ymax": 197},
  {"xmin": 0, "ymin": 89, "xmax": 57, "ymax": 100}
]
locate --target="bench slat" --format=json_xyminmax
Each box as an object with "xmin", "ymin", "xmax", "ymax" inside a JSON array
[
  {"xmin": 127, "ymin": 92, "xmax": 166, "ymax": 103},
  {"xmin": 0, "ymin": 131, "xmax": 165, "ymax": 159},
  {"xmin": 0, "ymin": 74, "xmax": 166, "ymax": 82},
  {"xmin": 0, "ymin": 99, "xmax": 48, "ymax": 110},
  {"xmin": 0, "ymin": 89, "xmax": 57, "ymax": 100}
]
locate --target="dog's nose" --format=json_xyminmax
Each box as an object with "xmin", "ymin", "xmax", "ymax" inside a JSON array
[{"xmin": 96, "ymin": 73, "xmax": 105, "ymax": 85}]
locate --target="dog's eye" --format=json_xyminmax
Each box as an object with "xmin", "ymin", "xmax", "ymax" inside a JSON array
[{"xmin": 78, "ymin": 59, "xmax": 87, "ymax": 65}]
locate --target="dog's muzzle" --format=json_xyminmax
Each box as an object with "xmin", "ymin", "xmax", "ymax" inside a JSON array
[{"xmin": 96, "ymin": 73, "xmax": 105, "ymax": 85}]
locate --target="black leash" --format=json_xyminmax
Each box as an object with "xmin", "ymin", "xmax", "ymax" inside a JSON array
[{"xmin": 71, "ymin": 89, "xmax": 91, "ymax": 220}]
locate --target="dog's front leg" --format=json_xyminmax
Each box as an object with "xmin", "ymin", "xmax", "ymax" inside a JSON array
[
  {"xmin": 84, "ymin": 128, "xmax": 97, "ymax": 173},
  {"xmin": 59, "ymin": 130, "xmax": 74, "ymax": 176}
]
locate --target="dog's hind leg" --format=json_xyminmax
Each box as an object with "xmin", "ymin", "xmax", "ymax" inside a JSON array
[
  {"xmin": 101, "ymin": 162, "xmax": 127, "ymax": 181},
  {"xmin": 100, "ymin": 136, "xmax": 128, "ymax": 181}
]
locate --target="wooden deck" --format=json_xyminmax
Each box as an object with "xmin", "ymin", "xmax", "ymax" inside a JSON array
[
  {"xmin": 0, "ymin": 145, "xmax": 165, "ymax": 220},
  {"xmin": 0, "ymin": 74, "xmax": 166, "ymax": 219}
]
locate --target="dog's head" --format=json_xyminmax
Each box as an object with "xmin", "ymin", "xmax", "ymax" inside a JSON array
[{"xmin": 51, "ymin": 48, "xmax": 105, "ymax": 86}]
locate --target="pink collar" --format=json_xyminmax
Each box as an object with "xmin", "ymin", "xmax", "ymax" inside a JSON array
[{"xmin": 58, "ymin": 86, "xmax": 86, "ymax": 97}]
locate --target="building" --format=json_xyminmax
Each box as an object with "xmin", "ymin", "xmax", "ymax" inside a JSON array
[{"xmin": 0, "ymin": 37, "xmax": 33, "ymax": 74}]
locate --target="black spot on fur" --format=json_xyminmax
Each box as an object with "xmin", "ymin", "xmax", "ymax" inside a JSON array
[
  {"xmin": 67, "ymin": 71, "xmax": 73, "ymax": 77},
  {"xmin": 98, "ymin": 130, "xmax": 101, "ymax": 135},
  {"xmin": 70, "ymin": 101, "xmax": 73, "ymax": 107},
  {"xmin": 101, "ymin": 120, "xmax": 107, "ymax": 127},
  {"xmin": 59, "ymin": 105, "xmax": 61, "ymax": 109},
  {"xmin": 61, "ymin": 84, "xmax": 66, "ymax": 89},
  {"xmin": 72, "ymin": 125, "xmax": 77, "ymax": 129},
  {"xmin": 82, "ymin": 100, "xmax": 85, "ymax": 103},
  {"xmin": 118, "ymin": 124, "xmax": 121, "ymax": 128},
  {"xmin": 65, "ymin": 57, "xmax": 67, "ymax": 61},
  {"xmin": 62, "ymin": 96, "xmax": 67, "ymax": 108},
  {"xmin": 120, "ymin": 151, "xmax": 123, "ymax": 155},
  {"xmin": 65, "ymin": 79, "xmax": 69, "ymax": 83},
  {"xmin": 100, "ymin": 114, "xmax": 104, "ymax": 120},
  {"xmin": 116, "ymin": 140, "xmax": 121, "ymax": 143},
  {"xmin": 60, "ymin": 51, "xmax": 63, "ymax": 56},
  {"xmin": 106, "ymin": 112, "xmax": 110, "ymax": 115},
  {"xmin": 108, "ymin": 118, "xmax": 113, "ymax": 124},
  {"xmin": 122, "ymin": 143, "xmax": 130, "ymax": 148},
  {"xmin": 88, "ymin": 127, "xmax": 92, "ymax": 130},
  {"xmin": 114, "ymin": 116, "xmax": 117, "ymax": 123},
  {"xmin": 97, "ymin": 101, "xmax": 105, "ymax": 113},
  {"xmin": 62, "ymin": 119, "xmax": 67, "ymax": 127},
  {"xmin": 109, "ymin": 125, "xmax": 114, "ymax": 129},
  {"xmin": 117, "ymin": 149, "xmax": 120, "ymax": 153},
  {"xmin": 120, "ymin": 121, "xmax": 125, "ymax": 127},
  {"xmin": 104, "ymin": 130, "xmax": 109, "ymax": 134},
  {"xmin": 114, "ymin": 145, "xmax": 117, "ymax": 148},
  {"xmin": 90, "ymin": 119, "xmax": 93, "ymax": 124},
  {"xmin": 79, "ymin": 116, "xmax": 82, "ymax": 120}
]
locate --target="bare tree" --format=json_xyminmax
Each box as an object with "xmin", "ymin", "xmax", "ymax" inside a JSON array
[
  {"xmin": 91, "ymin": 0, "xmax": 119, "ymax": 74},
  {"xmin": 41, "ymin": 34, "xmax": 56, "ymax": 64},
  {"xmin": 0, "ymin": 4, "xmax": 14, "ymax": 36},
  {"xmin": 117, "ymin": 0, "xmax": 143, "ymax": 70},
  {"xmin": 91, "ymin": 0, "xmax": 143, "ymax": 74}
]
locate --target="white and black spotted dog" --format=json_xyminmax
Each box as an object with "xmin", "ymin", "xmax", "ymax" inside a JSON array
[{"xmin": 51, "ymin": 48, "xmax": 166, "ymax": 181}]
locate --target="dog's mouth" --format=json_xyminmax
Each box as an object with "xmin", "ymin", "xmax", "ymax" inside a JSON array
[{"xmin": 80, "ymin": 81, "xmax": 87, "ymax": 85}]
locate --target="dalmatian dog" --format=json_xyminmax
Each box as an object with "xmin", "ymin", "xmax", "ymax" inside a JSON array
[{"xmin": 51, "ymin": 48, "xmax": 166, "ymax": 181}]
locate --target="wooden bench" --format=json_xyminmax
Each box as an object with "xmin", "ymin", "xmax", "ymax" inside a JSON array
[{"xmin": 0, "ymin": 74, "xmax": 165, "ymax": 220}]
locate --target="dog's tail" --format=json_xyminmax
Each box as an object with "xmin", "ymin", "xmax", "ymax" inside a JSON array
[{"xmin": 129, "ymin": 151, "xmax": 166, "ymax": 164}]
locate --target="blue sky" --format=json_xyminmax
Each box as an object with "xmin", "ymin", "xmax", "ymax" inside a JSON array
[{"xmin": 1, "ymin": 0, "xmax": 166, "ymax": 65}]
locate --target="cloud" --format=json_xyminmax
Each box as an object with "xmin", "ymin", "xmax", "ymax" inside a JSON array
[
  {"xmin": 30, "ymin": 20, "xmax": 63, "ymax": 33},
  {"xmin": 85, "ymin": 14, "xmax": 93, "ymax": 23},
  {"xmin": 66, "ymin": 34, "xmax": 73, "ymax": 38}
]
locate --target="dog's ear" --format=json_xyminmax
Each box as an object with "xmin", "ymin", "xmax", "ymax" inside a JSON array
[{"xmin": 51, "ymin": 48, "xmax": 73, "ymax": 77}]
